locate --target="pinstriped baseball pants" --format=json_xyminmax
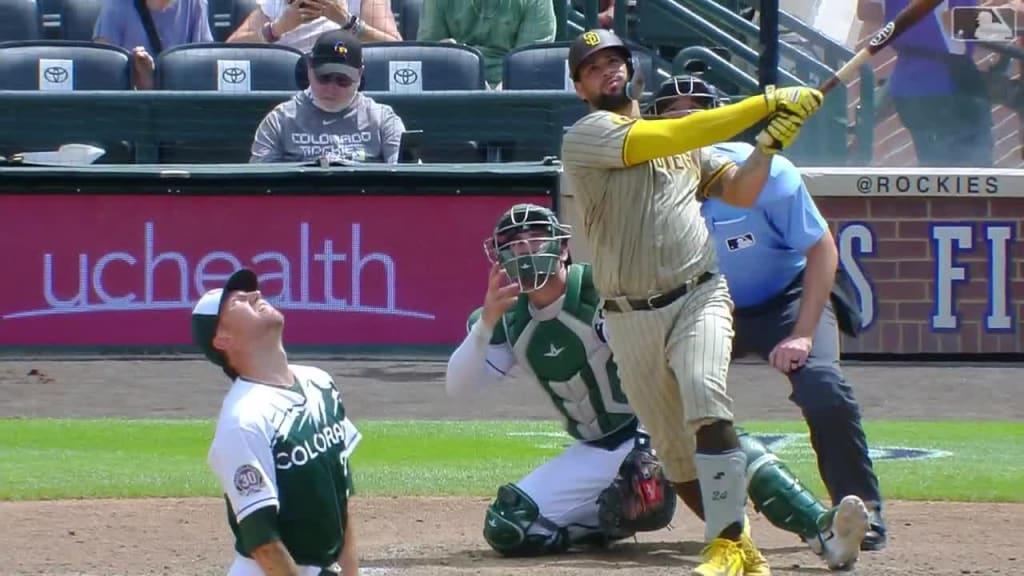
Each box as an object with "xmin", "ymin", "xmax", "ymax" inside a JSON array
[{"xmin": 602, "ymin": 274, "xmax": 736, "ymax": 483}]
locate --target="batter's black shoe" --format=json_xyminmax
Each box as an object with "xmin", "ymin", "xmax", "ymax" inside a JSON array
[{"xmin": 861, "ymin": 508, "xmax": 888, "ymax": 551}]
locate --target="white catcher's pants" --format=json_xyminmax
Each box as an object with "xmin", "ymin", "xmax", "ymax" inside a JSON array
[{"xmin": 515, "ymin": 436, "xmax": 634, "ymax": 540}]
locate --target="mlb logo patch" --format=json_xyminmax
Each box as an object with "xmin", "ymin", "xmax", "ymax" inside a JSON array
[{"xmin": 726, "ymin": 233, "xmax": 755, "ymax": 251}]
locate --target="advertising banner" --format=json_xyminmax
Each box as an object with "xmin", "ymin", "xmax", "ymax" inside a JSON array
[{"xmin": 0, "ymin": 194, "xmax": 547, "ymax": 347}]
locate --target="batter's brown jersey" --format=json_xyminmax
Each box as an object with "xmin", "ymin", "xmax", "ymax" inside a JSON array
[{"xmin": 560, "ymin": 110, "xmax": 736, "ymax": 298}]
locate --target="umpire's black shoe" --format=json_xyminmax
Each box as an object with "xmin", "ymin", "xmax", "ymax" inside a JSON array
[{"xmin": 861, "ymin": 509, "xmax": 888, "ymax": 551}]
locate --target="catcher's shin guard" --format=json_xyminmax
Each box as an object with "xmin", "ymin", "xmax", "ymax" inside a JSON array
[
  {"xmin": 483, "ymin": 484, "xmax": 570, "ymax": 557},
  {"xmin": 739, "ymin": 429, "xmax": 829, "ymax": 542}
]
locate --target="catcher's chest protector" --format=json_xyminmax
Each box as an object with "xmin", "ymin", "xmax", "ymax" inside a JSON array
[{"xmin": 501, "ymin": 264, "xmax": 634, "ymax": 441}]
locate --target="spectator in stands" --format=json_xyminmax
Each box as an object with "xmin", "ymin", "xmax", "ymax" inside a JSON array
[
  {"xmin": 858, "ymin": 0, "xmax": 993, "ymax": 167},
  {"xmin": 250, "ymin": 30, "xmax": 406, "ymax": 164},
  {"xmin": 93, "ymin": 0, "xmax": 213, "ymax": 90},
  {"xmin": 572, "ymin": 0, "xmax": 615, "ymax": 29},
  {"xmin": 227, "ymin": 0, "xmax": 400, "ymax": 53},
  {"xmin": 417, "ymin": 0, "xmax": 556, "ymax": 89}
]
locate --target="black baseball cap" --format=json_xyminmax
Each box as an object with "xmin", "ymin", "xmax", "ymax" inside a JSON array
[
  {"xmin": 310, "ymin": 29, "xmax": 363, "ymax": 81},
  {"xmin": 190, "ymin": 268, "xmax": 259, "ymax": 378}
]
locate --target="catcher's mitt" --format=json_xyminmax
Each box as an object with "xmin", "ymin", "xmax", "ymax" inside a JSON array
[{"xmin": 597, "ymin": 445, "xmax": 677, "ymax": 536}]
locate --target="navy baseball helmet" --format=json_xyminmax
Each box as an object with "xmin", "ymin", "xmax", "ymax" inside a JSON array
[{"xmin": 650, "ymin": 75, "xmax": 728, "ymax": 116}]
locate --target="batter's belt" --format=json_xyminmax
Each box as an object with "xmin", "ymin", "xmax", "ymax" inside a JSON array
[{"xmin": 602, "ymin": 271, "xmax": 715, "ymax": 313}]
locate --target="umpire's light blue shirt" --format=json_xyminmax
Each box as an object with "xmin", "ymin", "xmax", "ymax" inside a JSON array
[{"xmin": 700, "ymin": 142, "xmax": 829, "ymax": 308}]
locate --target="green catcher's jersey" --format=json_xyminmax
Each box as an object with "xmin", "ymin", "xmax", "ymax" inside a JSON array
[
  {"xmin": 208, "ymin": 364, "xmax": 361, "ymax": 568},
  {"xmin": 468, "ymin": 263, "xmax": 635, "ymax": 442}
]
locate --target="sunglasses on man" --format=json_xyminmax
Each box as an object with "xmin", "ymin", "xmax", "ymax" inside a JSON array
[{"xmin": 316, "ymin": 73, "xmax": 355, "ymax": 87}]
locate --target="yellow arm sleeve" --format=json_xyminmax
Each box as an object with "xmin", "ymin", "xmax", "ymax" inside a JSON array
[{"xmin": 622, "ymin": 95, "xmax": 770, "ymax": 166}]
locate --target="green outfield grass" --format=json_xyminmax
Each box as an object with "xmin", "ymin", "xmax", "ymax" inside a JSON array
[{"xmin": 0, "ymin": 419, "xmax": 1020, "ymax": 502}]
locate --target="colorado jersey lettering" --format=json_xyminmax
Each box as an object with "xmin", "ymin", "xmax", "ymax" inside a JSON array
[
  {"xmin": 208, "ymin": 364, "xmax": 361, "ymax": 573},
  {"xmin": 250, "ymin": 90, "xmax": 405, "ymax": 164}
]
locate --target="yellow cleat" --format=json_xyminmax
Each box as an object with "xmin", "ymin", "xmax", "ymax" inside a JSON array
[
  {"xmin": 740, "ymin": 519, "xmax": 772, "ymax": 576},
  {"xmin": 693, "ymin": 538, "xmax": 744, "ymax": 576}
]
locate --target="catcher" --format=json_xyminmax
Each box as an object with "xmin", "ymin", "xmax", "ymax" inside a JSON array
[{"xmin": 445, "ymin": 204, "xmax": 870, "ymax": 571}]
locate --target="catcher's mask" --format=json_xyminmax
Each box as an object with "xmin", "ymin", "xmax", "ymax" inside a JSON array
[
  {"xmin": 484, "ymin": 203, "xmax": 572, "ymax": 293},
  {"xmin": 649, "ymin": 74, "xmax": 728, "ymax": 117}
]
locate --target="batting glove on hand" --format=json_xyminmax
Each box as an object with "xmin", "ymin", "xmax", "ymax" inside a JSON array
[
  {"xmin": 756, "ymin": 110, "xmax": 806, "ymax": 155},
  {"xmin": 764, "ymin": 84, "xmax": 824, "ymax": 121}
]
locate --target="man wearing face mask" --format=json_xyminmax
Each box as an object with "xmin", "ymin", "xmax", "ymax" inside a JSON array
[{"xmin": 250, "ymin": 30, "xmax": 406, "ymax": 164}]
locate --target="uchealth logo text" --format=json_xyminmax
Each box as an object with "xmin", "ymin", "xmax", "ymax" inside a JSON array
[
  {"xmin": 3, "ymin": 221, "xmax": 434, "ymax": 320},
  {"xmin": 275, "ymin": 420, "xmax": 350, "ymax": 470}
]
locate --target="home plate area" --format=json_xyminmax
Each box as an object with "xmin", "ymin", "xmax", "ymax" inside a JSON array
[{"xmin": 2, "ymin": 496, "xmax": 1019, "ymax": 576}]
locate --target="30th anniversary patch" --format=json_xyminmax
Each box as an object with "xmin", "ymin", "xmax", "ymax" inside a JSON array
[{"xmin": 234, "ymin": 464, "xmax": 266, "ymax": 496}]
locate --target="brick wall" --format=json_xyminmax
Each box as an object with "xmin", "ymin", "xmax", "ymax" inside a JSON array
[{"xmin": 819, "ymin": 197, "xmax": 1024, "ymax": 354}]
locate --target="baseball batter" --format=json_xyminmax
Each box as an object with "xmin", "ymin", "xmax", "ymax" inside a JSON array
[
  {"xmin": 650, "ymin": 74, "xmax": 888, "ymax": 552},
  {"xmin": 192, "ymin": 269, "xmax": 361, "ymax": 576},
  {"xmin": 560, "ymin": 28, "xmax": 823, "ymax": 576},
  {"xmin": 447, "ymin": 203, "xmax": 871, "ymax": 571}
]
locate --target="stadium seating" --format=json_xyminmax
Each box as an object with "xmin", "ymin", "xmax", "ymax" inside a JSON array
[
  {"xmin": 502, "ymin": 42, "xmax": 575, "ymax": 91},
  {"xmin": 60, "ymin": 0, "xmax": 102, "ymax": 41},
  {"xmin": 0, "ymin": 40, "xmax": 135, "ymax": 162},
  {"xmin": 0, "ymin": 40, "xmax": 131, "ymax": 89},
  {"xmin": 155, "ymin": 43, "xmax": 305, "ymax": 91},
  {"xmin": 360, "ymin": 42, "xmax": 487, "ymax": 92},
  {"xmin": 0, "ymin": 0, "xmax": 42, "ymax": 42},
  {"xmin": 208, "ymin": 0, "xmax": 258, "ymax": 42},
  {"xmin": 396, "ymin": 0, "xmax": 422, "ymax": 41},
  {"xmin": 502, "ymin": 40, "xmax": 657, "ymax": 93},
  {"xmin": 38, "ymin": 0, "xmax": 61, "ymax": 38}
]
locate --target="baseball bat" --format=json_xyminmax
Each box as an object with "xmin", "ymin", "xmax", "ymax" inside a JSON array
[{"xmin": 757, "ymin": 0, "xmax": 945, "ymax": 146}]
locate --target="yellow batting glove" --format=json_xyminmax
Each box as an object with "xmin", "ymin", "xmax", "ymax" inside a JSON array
[
  {"xmin": 756, "ymin": 111, "xmax": 805, "ymax": 155},
  {"xmin": 764, "ymin": 84, "xmax": 824, "ymax": 121}
]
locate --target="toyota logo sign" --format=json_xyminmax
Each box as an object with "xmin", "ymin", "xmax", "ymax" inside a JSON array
[
  {"xmin": 392, "ymin": 68, "xmax": 419, "ymax": 85},
  {"xmin": 221, "ymin": 67, "xmax": 247, "ymax": 84},
  {"xmin": 43, "ymin": 66, "xmax": 69, "ymax": 84}
]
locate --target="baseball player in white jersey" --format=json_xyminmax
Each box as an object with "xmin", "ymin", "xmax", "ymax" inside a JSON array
[
  {"xmin": 192, "ymin": 268, "xmax": 362, "ymax": 576},
  {"xmin": 560, "ymin": 28, "xmax": 824, "ymax": 576},
  {"xmin": 448, "ymin": 204, "xmax": 872, "ymax": 571}
]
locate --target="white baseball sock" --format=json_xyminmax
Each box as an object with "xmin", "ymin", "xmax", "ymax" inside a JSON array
[{"xmin": 695, "ymin": 448, "xmax": 748, "ymax": 542}]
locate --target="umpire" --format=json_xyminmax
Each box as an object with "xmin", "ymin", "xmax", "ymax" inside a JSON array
[{"xmin": 650, "ymin": 75, "xmax": 888, "ymax": 551}]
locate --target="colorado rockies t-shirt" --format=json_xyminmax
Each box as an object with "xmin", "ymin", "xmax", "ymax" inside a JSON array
[
  {"xmin": 250, "ymin": 90, "xmax": 405, "ymax": 164},
  {"xmin": 207, "ymin": 364, "xmax": 361, "ymax": 573}
]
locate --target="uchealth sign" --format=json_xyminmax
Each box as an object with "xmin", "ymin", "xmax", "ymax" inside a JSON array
[{"xmin": 0, "ymin": 194, "xmax": 545, "ymax": 347}]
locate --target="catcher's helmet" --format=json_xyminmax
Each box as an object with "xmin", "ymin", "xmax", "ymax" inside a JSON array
[
  {"xmin": 651, "ymin": 74, "xmax": 728, "ymax": 116},
  {"xmin": 568, "ymin": 29, "xmax": 639, "ymax": 95},
  {"xmin": 484, "ymin": 203, "xmax": 572, "ymax": 293}
]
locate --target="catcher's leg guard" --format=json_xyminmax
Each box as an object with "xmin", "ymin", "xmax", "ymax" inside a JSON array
[
  {"xmin": 739, "ymin": 429, "xmax": 829, "ymax": 543},
  {"xmin": 483, "ymin": 484, "xmax": 570, "ymax": 557}
]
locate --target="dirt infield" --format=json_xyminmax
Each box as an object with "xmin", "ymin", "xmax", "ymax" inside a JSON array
[{"xmin": 2, "ymin": 357, "xmax": 1022, "ymax": 576}]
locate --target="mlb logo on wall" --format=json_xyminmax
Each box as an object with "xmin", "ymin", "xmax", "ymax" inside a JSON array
[
  {"xmin": 726, "ymin": 232, "xmax": 755, "ymax": 251},
  {"xmin": 951, "ymin": 6, "xmax": 1016, "ymax": 42}
]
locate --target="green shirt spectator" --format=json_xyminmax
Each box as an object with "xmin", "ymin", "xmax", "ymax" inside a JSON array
[{"xmin": 417, "ymin": 0, "xmax": 556, "ymax": 88}]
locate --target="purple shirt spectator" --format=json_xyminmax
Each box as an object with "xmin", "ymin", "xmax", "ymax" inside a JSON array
[
  {"xmin": 93, "ymin": 0, "xmax": 213, "ymax": 55},
  {"xmin": 884, "ymin": 0, "xmax": 975, "ymax": 97}
]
